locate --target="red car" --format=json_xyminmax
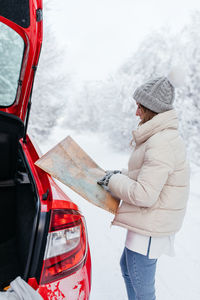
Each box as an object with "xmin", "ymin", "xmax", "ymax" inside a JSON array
[{"xmin": 0, "ymin": 1, "xmax": 91, "ymax": 299}]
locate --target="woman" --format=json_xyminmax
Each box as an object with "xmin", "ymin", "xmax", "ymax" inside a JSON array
[{"xmin": 97, "ymin": 74, "xmax": 190, "ymax": 300}]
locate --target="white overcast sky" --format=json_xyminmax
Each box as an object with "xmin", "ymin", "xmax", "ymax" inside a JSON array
[{"xmin": 47, "ymin": 0, "xmax": 200, "ymax": 80}]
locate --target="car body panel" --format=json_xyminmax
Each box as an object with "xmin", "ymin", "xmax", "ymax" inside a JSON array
[
  {"xmin": 38, "ymin": 248, "xmax": 91, "ymax": 300},
  {"xmin": 20, "ymin": 121, "xmax": 91, "ymax": 300}
]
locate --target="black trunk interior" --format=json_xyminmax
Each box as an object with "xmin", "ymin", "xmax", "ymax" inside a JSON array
[{"xmin": 0, "ymin": 112, "xmax": 38, "ymax": 289}]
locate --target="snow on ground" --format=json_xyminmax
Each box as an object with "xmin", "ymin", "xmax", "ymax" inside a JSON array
[{"xmin": 39, "ymin": 126, "xmax": 200, "ymax": 300}]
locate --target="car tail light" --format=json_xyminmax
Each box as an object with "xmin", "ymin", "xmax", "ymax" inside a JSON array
[{"xmin": 40, "ymin": 209, "xmax": 87, "ymax": 285}]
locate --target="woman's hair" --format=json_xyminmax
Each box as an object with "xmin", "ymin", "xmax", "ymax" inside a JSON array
[
  {"xmin": 130, "ymin": 103, "xmax": 158, "ymax": 146},
  {"xmin": 138, "ymin": 103, "xmax": 158, "ymax": 126}
]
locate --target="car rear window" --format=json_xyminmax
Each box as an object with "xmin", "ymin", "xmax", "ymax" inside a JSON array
[{"xmin": 0, "ymin": 22, "xmax": 24, "ymax": 107}]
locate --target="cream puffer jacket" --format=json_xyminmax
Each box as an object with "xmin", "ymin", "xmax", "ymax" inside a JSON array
[{"xmin": 108, "ymin": 109, "xmax": 190, "ymax": 237}]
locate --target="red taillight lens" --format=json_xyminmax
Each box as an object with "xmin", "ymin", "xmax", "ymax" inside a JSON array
[{"xmin": 40, "ymin": 209, "xmax": 87, "ymax": 285}]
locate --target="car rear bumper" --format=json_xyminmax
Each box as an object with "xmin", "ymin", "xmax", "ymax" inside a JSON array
[{"xmin": 38, "ymin": 247, "xmax": 91, "ymax": 300}]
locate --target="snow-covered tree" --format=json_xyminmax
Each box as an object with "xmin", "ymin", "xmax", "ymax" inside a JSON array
[
  {"xmin": 29, "ymin": 0, "xmax": 72, "ymax": 142},
  {"xmin": 60, "ymin": 11, "xmax": 200, "ymax": 164}
]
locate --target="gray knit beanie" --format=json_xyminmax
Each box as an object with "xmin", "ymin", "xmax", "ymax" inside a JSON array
[{"xmin": 133, "ymin": 68, "xmax": 185, "ymax": 113}]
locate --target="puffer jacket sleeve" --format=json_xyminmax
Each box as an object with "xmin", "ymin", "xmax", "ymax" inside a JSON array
[{"xmin": 108, "ymin": 143, "xmax": 175, "ymax": 207}]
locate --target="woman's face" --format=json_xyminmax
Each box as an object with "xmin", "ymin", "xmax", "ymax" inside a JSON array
[{"xmin": 136, "ymin": 102, "xmax": 144, "ymax": 120}]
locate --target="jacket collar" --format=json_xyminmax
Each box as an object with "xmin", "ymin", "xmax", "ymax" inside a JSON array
[{"xmin": 132, "ymin": 109, "xmax": 179, "ymax": 146}]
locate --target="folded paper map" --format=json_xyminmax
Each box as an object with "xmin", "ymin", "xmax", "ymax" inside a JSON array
[{"xmin": 35, "ymin": 136, "xmax": 120, "ymax": 214}]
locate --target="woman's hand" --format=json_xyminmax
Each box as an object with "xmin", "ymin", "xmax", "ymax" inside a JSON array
[{"xmin": 97, "ymin": 170, "xmax": 121, "ymax": 186}]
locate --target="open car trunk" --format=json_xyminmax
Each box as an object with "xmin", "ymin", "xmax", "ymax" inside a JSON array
[{"xmin": 0, "ymin": 111, "xmax": 40, "ymax": 290}]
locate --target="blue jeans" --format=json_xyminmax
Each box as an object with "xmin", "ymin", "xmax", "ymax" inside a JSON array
[{"xmin": 120, "ymin": 240, "xmax": 157, "ymax": 300}]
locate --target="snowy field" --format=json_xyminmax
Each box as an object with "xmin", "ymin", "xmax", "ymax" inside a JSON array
[{"xmin": 40, "ymin": 126, "xmax": 200, "ymax": 300}]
